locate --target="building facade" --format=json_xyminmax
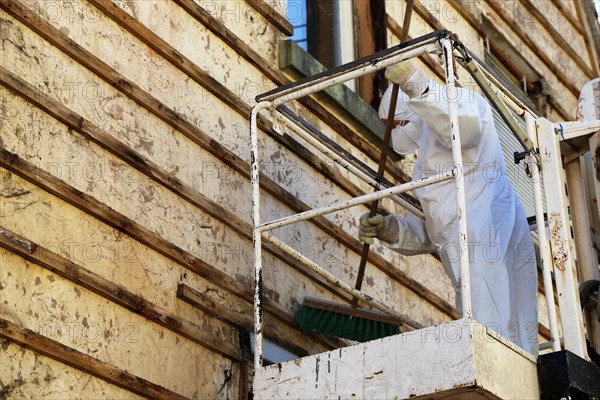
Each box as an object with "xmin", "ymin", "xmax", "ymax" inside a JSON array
[{"xmin": 1, "ymin": 0, "xmax": 599, "ymax": 398}]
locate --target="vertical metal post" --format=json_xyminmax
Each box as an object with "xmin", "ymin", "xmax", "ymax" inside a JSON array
[
  {"xmin": 526, "ymin": 112, "xmax": 561, "ymax": 352},
  {"xmin": 565, "ymin": 155, "xmax": 600, "ymax": 352},
  {"xmin": 537, "ymin": 117, "xmax": 588, "ymax": 359},
  {"xmin": 441, "ymin": 38, "xmax": 472, "ymax": 320},
  {"xmin": 251, "ymin": 102, "xmax": 270, "ymax": 370},
  {"xmin": 585, "ymin": 132, "xmax": 600, "ymax": 352}
]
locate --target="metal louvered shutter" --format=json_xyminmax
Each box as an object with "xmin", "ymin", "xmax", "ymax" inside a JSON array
[{"xmin": 492, "ymin": 107, "xmax": 541, "ymax": 218}]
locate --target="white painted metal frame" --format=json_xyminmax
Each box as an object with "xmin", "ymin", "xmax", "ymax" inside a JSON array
[
  {"xmin": 250, "ymin": 31, "xmax": 583, "ymax": 371},
  {"xmin": 274, "ymin": 109, "xmax": 425, "ymax": 218},
  {"xmin": 525, "ymin": 112, "xmax": 561, "ymax": 352},
  {"xmin": 535, "ymin": 118, "xmax": 600, "ymax": 360},
  {"xmin": 250, "ymin": 34, "xmax": 471, "ymax": 370},
  {"xmin": 441, "ymin": 38, "xmax": 472, "ymax": 322}
]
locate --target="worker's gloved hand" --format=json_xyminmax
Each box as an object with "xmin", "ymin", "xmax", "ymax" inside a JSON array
[
  {"xmin": 385, "ymin": 60, "xmax": 429, "ymax": 98},
  {"xmin": 358, "ymin": 214, "xmax": 400, "ymax": 244}
]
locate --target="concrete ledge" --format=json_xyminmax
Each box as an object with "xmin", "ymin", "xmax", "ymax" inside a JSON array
[{"xmin": 254, "ymin": 320, "xmax": 539, "ymax": 399}]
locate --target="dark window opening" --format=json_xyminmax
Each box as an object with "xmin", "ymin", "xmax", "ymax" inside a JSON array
[
  {"xmin": 287, "ymin": 0, "xmax": 387, "ymax": 106},
  {"xmin": 239, "ymin": 331, "xmax": 301, "ymax": 400}
]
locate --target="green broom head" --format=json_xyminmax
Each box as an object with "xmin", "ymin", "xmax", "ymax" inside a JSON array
[{"xmin": 294, "ymin": 304, "xmax": 400, "ymax": 342}]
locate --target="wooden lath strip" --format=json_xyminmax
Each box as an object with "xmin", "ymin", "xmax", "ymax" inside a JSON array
[
  {"xmin": 245, "ymin": 0, "xmax": 294, "ymax": 36},
  {"xmin": 0, "ymin": 226, "xmax": 242, "ymax": 361},
  {"xmin": 0, "ymin": 318, "xmax": 190, "ymax": 400},
  {"xmin": 573, "ymin": 0, "xmax": 600, "ymax": 77},
  {"xmin": 518, "ymin": 0, "xmax": 595, "ymax": 79},
  {"xmin": 177, "ymin": 284, "xmax": 310, "ymax": 357},
  {"xmin": 548, "ymin": 0, "xmax": 585, "ymax": 36},
  {"xmin": 0, "ymin": 2, "xmax": 459, "ymax": 320},
  {"xmin": 0, "ymin": 141, "xmax": 344, "ymax": 351},
  {"xmin": 483, "ymin": 0, "xmax": 581, "ymax": 98},
  {"xmin": 438, "ymin": 0, "xmax": 594, "ymax": 79},
  {"xmin": 170, "ymin": 0, "xmax": 408, "ymax": 179}
]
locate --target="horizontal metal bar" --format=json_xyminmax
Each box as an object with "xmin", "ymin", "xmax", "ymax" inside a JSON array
[
  {"xmin": 270, "ymin": 44, "xmax": 439, "ymax": 107},
  {"xmin": 258, "ymin": 170, "xmax": 455, "ymax": 232},
  {"xmin": 560, "ymin": 120, "xmax": 600, "ymax": 140},
  {"xmin": 257, "ymin": 33, "xmax": 447, "ymax": 107},
  {"xmin": 278, "ymin": 105, "xmax": 378, "ymax": 180},
  {"xmin": 261, "ymin": 231, "xmax": 424, "ymax": 330}
]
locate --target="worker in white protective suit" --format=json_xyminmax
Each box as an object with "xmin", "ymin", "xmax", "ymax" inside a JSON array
[{"xmin": 359, "ymin": 61, "xmax": 538, "ymax": 355}]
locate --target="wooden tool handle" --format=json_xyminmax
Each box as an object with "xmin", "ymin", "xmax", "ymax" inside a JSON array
[
  {"xmin": 352, "ymin": 0, "xmax": 413, "ymax": 305},
  {"xmin": 353, "ymin": 83, "xmax": 400, "ymax": 295}
]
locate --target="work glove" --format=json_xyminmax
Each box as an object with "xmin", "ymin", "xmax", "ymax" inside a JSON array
[
  {"xmin": 358, "ymin": 214, "xmax": 400, "ymax": 244},
  {"xmin": 385, "ymin": 59, "xmax": 429, "ymax": 98}
]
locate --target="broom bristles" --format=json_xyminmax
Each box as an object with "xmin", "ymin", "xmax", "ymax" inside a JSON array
[{"xmin": 295, "ymin": 304, "xmax": 401, "ymax": 342}]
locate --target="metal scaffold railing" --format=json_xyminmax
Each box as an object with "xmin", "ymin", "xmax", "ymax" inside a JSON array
[{"xmin": 249, "ymin": 29, "xmax": 595, "ymax": 372}]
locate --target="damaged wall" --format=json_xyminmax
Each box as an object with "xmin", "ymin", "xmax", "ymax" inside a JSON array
[{"xmin": 0, "ymin": 0, "xmax": 597, "ymax": 398}]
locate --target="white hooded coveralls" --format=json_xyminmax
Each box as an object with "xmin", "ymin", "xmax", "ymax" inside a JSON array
[{"xmin": 379, "ymin": 82, "xmax": 538, "ymax": 355}]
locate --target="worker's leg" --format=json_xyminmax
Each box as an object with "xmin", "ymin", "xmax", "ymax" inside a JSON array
[
  {"xmin": 439, "ymin": 222, "xmax": 514, "ymax": 345},
  {"xmin": 506, "ymin": 223, "xmax": 539, "ymax": 356}
]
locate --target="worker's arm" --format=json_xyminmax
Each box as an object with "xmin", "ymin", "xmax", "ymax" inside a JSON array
[
  {"xmin": 359, "ymin": 213, "xmax": 435, "ymax": 255},
  {"xmin": 408, "ymin": 81, "xmax": 482, "ymax": 149},
  {"xmin": 385, "ymin": 61, "xmax": 482, "ymax": 149},
  {"xmin": 383, "ymin": 214, "xmax": 436, "ymax": 255}
]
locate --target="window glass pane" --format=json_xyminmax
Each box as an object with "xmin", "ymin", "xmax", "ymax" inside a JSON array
[{"xmin": 288, "ymin": 0, "xmax": 308, "ymax": 51}]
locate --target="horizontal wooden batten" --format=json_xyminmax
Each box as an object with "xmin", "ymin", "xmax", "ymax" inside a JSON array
[
  {"xmin": 0, "ymin": 2, "xmax": 458, "ymax": 321},
  {"xmin": 0, "ymin": 227, "xmax": 241, "ymax": 361},
  {"xmin": 548, "ymin": 0, "xmax": 585, "ymax": 36},
  {"xmin": 404, "ymin": 0, "xmax": 577, "ymax": 119},
  {"xmin": 573, "ymin": 0, "xmax": 600, "ymax": 77},
  {"xmin": 0, "ymin": 142, "xmax": 345, "ymax": 352},
  {"xmin": 484, "ymin": 0, "xmax": 581, "ymax": 98},
  {"xmin": 0, "ymin": 318, "xmax": 189, "ymax": 400},
  {"xmin": 245, "ymin": 0, "xmax": 293, "ymax": 36},
  {"xmin": 177, "ymin": 284, "xmax": 310, "ymax": 357},
  {"xmin": 439, "ymin": 0, "xmax": 592, "ymax": 79},
  {"xmin": 169, "ymin": 0, "xmax": 408, "ymax": 180},
  {"xmin": 518, "ymin": 0, "xmax": 594, "ymax": 79}
]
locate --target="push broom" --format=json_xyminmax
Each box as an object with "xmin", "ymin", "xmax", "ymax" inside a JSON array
[
  {"xmin": 294, "ymin": 82, "xmax": 402, "ymax": 342},
  {"xmin": 295, "ymin": 2, "xmax": 415, "ymax": 341}
]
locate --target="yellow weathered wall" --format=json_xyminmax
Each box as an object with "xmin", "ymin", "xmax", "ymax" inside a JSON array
[{"xmin": 1, "ymin": 0, "xmax": 596, "ymax": 397}]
